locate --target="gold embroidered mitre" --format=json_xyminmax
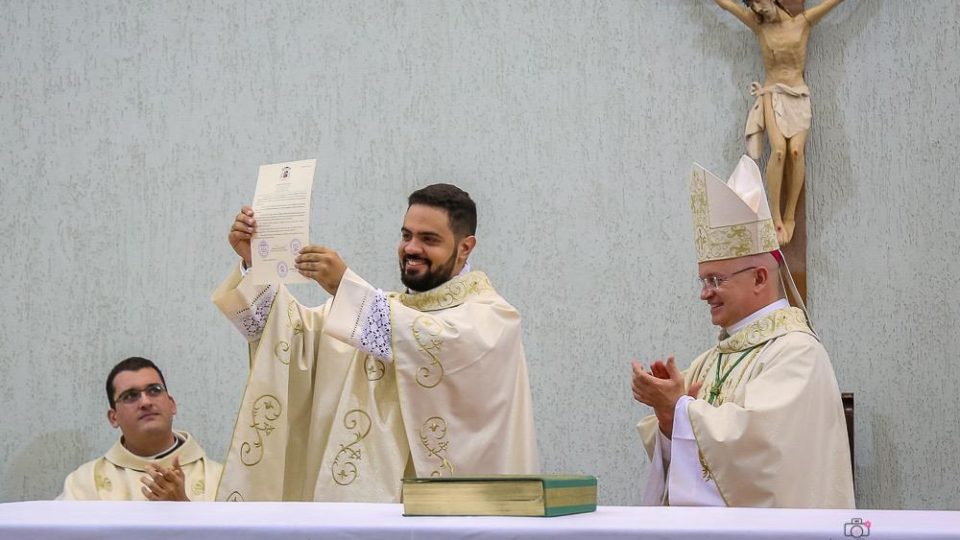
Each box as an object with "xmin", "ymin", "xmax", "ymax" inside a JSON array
[{"xmin": 689, "ymin": 155, "xmax": 779, "ymax": 263}]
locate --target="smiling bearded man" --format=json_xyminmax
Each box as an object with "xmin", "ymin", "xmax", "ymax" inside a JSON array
[
  {"xmin": 631, "ymin": 156, "xmax": 854, "ymax": 508},
  {"xmin": 213, "ymin": 183, "xmax": 539, "ymax": 502}
]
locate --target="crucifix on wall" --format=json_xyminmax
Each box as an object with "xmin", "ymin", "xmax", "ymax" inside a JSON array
[{"xmin": 711, "ymin": 0, "xmax": 850, "ymax": 300}]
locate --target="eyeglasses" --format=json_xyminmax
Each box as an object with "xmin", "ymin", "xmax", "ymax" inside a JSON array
[
  {"xmin": 115, "ymin": 383, "xmax": 167, "ymax": 405},
  {"xmin": 698, "ymin": 266, "xmax": 757, "ymax": 291}
]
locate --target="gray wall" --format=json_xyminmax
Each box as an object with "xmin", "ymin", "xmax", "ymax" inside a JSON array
[{"xmin": 1, "ymin": 0, "xmax": 957, "ymax": 509}]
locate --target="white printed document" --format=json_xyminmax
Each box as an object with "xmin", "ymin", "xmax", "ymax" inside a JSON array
[{"xmin": 249, "ymin": 159, "xmax": 316, "ymax": 284}]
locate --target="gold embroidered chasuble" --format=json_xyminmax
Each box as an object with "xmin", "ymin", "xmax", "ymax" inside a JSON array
[
  {"xmin": 58, "ymin": 430, "xmax": 221, "ymax": 501},
  {"xmin": 639, "ymin": 307, "xmax": 854, "ymax": 508},
  {"xmin": 212, "ymin": 265, "xmax": 539, "ymax": 502}
]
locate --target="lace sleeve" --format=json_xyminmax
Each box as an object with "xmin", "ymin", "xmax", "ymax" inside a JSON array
[
  {"xmin": 225, "ymin": 285, "xmax": 276, "ymax": 341},
  {"xmin": 356, "ymin": 290, "xmax": 393, "ymax": 361}
]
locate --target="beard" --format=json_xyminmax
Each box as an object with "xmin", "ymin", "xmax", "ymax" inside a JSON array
[{"xmin": 399, "ymin": 250, "xmax": 459, "ymax": 292}]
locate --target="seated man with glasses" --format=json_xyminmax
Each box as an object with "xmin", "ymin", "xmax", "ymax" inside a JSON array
[
  {"xmin": 58, "ymin": 357, "xmax": 222, "ymax": 501},
  {"xmin": 630, "ymin": 156, "xmax": 854, "ymax": 508}
]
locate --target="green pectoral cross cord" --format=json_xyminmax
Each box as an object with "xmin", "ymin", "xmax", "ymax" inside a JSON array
[{"xmin": 708, "ymin": 344, "xmax": 762, "ymax": 406}]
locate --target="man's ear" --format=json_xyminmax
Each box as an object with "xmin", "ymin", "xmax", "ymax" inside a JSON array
[
  {"xmin": 107, "ymin": 408, "xmax": 119, "ymax": 429},
  {"xmin": 754, "ymin": 265, "xmax": 771, "ymax": 289},
  {"xmin": 169, "ymin": 395, "xmax": 177, "ymax": 417},
  {"xmin": 458, "ymin": 235, "xmax": 477, "ymax": 262}
]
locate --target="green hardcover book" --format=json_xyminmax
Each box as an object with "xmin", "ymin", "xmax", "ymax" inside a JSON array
[{"xmin": 401, "ymin": 475, "xmax": 597, "ymax": 517}]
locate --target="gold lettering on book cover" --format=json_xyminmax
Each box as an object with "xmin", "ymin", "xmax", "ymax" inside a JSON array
[
  {"xmin": 331, "ymin": 409, "xmax": 372, "ymax": 486},
  {"xmin": 412, "ymin": 315, "xmax": 445, "ymax": 388},
  {"xmin": 419, "ymin": 416, "xmax": 454, "ymax": 477},
  {"xmin": 240, "ymin": 395, "xmax": 282, "ymax": 466}
]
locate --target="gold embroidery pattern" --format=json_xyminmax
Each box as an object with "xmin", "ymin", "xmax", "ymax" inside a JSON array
[
  {"xmin": 689, "ymin": 168, "xmax": 779, "ymax": 263},
  {"xmin": 396, "ymin": 272, "xmax": 493, "ymax": 312},
  {"xmin": 274, "ymin": 341, "xmax": 290, "ymax": 365},
  {"xmin": 239, "ymin": 395, "xmax": 282, "ymax": 466},
  {"xmin": 273, "ymin": 301, "xmax": 305, "ymax": 365},
  {"xmin": 364, "ymin": 356, "xmax": 385, "ymax": 381},
  {"xmin": 192, "ymin": 479, "xmax": 205, "ymax": 496},
  {"xmin": 419, "ymin": 416, "xmax": 454, "ymax": 477},
  {"xmin": 690, "ymin": 169, "xmax": 711, "ymax": 257},
  {"xmin": 719, "ymin": 307, "xmax": 812, "ymax": 353},
  {"xmin": 331, "ymin": 409, "xmax": 372, "ymax": 486},
  {"xmin": 759, "ymin": 219, "xmax": 778, "ymax": 252},
  {"xmin": 699, "ymin": 449, "xmax": 714, "ymax": 481},
  {"xmin": 412, "ymin": 315, "xmax": 444, "ymax": 388},
  {"xmin": 95, "ymin": 472, "xmax": 112, "ymax": 492},
  {"xmin": 288, "ymin": 300, "xmax": 304, "ymax": 336},
  {"xmin": 225, "ymin": 491, "xmax": 244, "ymax": 502}
]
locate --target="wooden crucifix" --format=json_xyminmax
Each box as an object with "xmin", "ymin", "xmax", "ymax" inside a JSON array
[{"xmin": 712, "ymin": 0, "xmax": 849, "ymax": 300}]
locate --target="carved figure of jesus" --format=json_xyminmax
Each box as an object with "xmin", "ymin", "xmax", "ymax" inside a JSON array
[{"xmin": 713, "ymin": 0, "xmax": 847, "ymax": 245}]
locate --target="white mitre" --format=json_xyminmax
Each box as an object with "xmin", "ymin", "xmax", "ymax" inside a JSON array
[{"xmin": 689, "ymin": 155, "xmax": 779, "ymax": 263}]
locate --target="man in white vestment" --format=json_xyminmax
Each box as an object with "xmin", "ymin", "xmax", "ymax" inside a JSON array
[
  {"xmin": 59, "ymin": 357, "xmax": 222, "ymax": 501},
  {"xmin": 632, "ymin": 156, "xmax": 854, "ymax": 508},
  {"xmin": 214, "ymin": 183, "xmax": 539, "ymax": 502}
]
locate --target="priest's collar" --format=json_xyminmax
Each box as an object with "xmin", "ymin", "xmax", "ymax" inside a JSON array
[
  {"xmin": 725, "ymin": 298, "xmax": 790, "ymax": 335},
  {"xmin": 106, "ymin": 430, "xmax": 203, "ymax": 471},
  {"xmin": 717, "ymin": 304, "xmax": 815, "ymax": 353},
  {"xmin": 394, "ymin": 264, "xmax": 493, "ymax": 312}
]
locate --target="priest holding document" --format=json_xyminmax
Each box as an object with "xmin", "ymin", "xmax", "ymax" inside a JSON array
[
  {"xmin": 632, "ymin": 156, "xmax": 854, "ymax": 508},
  {"xmin": 214, "ymin": 177, "xmax": 539, "ymax": 502}
]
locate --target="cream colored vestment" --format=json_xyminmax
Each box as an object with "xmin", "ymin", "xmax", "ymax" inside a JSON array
[
  {"xmin": 638, "ymin": 307, "xmax": 854, "ymax": 508},
  {"xmin": 212, "ymin": 265, "xmax": 539, "ymax": 502},
  {"xmin": 58, "ymin": 431, "xmax": 221, "ymax": 501}
]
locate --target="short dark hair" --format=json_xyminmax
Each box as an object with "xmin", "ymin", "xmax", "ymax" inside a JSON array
[
  {"xmin": 105, "ymin": 357, "xmax": 167, "ymax": 409},
  {"xmin": 407, "ymin": 183, "xmax": 477, "ymax": 238}
]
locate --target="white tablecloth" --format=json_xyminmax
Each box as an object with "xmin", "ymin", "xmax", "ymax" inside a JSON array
[{"xmin": 0, "ymin": 501, "xmax": 958, "ymax": 540}]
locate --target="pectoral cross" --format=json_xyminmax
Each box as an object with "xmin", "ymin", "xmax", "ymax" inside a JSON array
[{"xmin": 708, "ymin": 385, "xmax": 721, "ymax": 405}]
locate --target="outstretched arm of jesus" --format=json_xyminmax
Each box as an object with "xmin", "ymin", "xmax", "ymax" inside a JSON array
[
  {"xmin": 713, "ymin": 0, "xmax": 759, "ymax": 31},
  {"xmin": 804, "ymin": 0, "xmax": 847, "ymax": 26}
]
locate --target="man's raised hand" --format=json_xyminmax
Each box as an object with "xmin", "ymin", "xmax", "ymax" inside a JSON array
[
  {"xmin": 631, "ymin": 356, "xmax": 702, "ymax": 438},
  {"xmin": 295, "ymin": 246, "xmax": 347, "ymax": 295},
  {"xmin": 229, "ymin": 206, "xmax": 256, "ymax": 267}
]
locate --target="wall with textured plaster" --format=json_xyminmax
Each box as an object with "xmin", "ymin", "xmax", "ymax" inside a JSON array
[{"xmin": 1, "ymin": 1, "xmax": 957, "ymax": 509}]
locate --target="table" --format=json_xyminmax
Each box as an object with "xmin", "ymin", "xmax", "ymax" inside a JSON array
[{"xmin": 1, "ymin": 501, "xmax": 958, "ymax": 539}]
